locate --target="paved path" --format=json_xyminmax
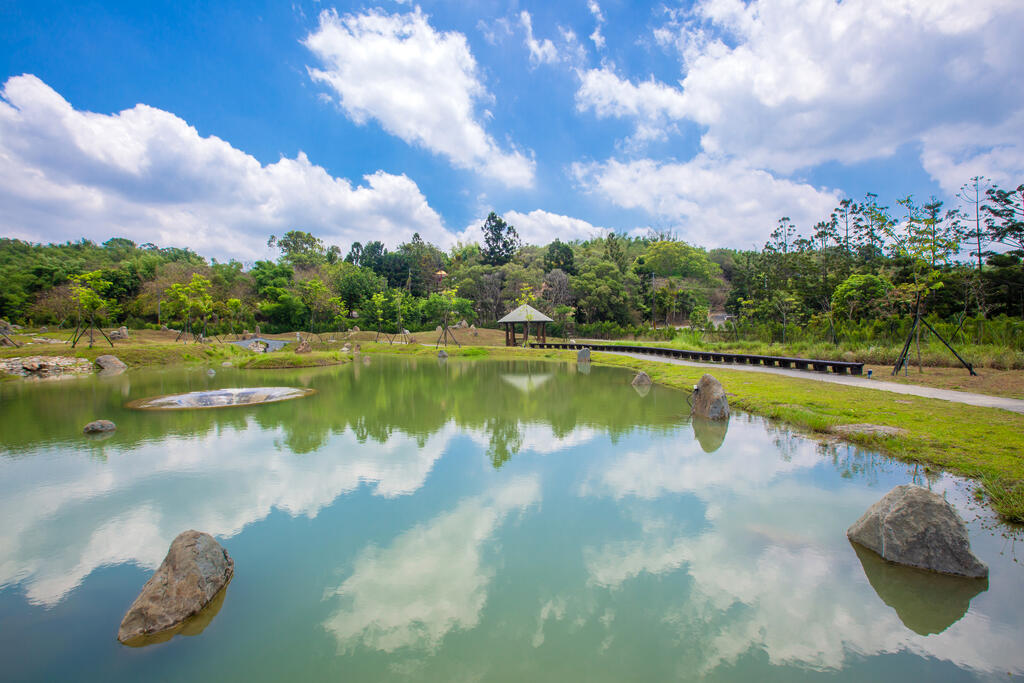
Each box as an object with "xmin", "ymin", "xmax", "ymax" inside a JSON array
[{"xmin": 604, "ymin": 351, "xmax": 1024, "ymax": 415}]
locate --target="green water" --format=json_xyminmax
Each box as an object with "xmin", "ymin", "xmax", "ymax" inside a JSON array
[{"xmin": 0, "ymin": 357, "xmax": 1020, "ymax": 681}]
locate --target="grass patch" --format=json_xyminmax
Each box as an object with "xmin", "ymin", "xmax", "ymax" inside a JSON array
[
  {"xmin": 588, "ymin": 351, "xmax": 1024, "ymax": 523},
  {"xmin": 0, "ymin": 340, "xmax": 242, "ymax": 367},
  {"xmin": 240, "ymin": 351, "xmax": 351, "ymax": 369}
]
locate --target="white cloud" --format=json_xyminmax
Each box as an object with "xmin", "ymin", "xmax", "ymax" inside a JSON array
[
  {"xmin": 580, "ymin": 0, "xmax": 1024, "ymax": 187},
  {"xmin": 520, "ymin": 11, "xmax": 558, "ymax": 66},
  {"xmin": 572, "ymin": 155, "xmax": 839, "ymax": 247},
  {"xmin": 305, "ymin": 8, "xmax": 535, "ymax": 188},
  {"xmin": 457, "ymin": 208, "xmax": 610, "ymax": 246},
  {"xmin": 323, "ymin": 477, "xmax": 540, "ymax": 653},
  {"xmin": 587, "ymin": 0, "xmax": 606, "ymax": 50},
  {"xmin": 0, "ymin": 74, "xmax": 447, "ymax": 260},
  {"xmin": 576, "ymin": 66, "xmax": 688, "ymax": 144}
]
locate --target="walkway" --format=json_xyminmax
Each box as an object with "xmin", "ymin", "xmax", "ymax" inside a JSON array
[{"xmin": 604, "ymin": 351, "xmax": 1024, "ymax": 415}]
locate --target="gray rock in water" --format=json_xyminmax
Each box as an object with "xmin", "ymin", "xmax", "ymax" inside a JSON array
[
  {"xmin": 577, "ymin": 347, "xmax": 591, "ymax": 363},
  {"xmin": 691, "ymin": 373, "xmax": 729, "ymax": 421},
  {"xmin": 847, "ymin": 485, "xmax": 988, "ymax": 578},
  {"xmin": 221, "ymin": 361, "xmax": 233, "ymax": 367},
  {"xmin": 631, "ymin": 371, "xmax": 652, "ymax": 386},
  {"xmin": 438, "ymin": 349, "xmax": 448, "ymax": 359},
  {"xmin": 206, "ymin": 369, "xmax": 216, "ymax": 377},
  {"xmin": 95, "ymin": 355, "xmax": 127, "ymax": 371},
  {"xmin": 118, "ymin": 530, "xmax": 233, "ymax": 644},
  {"xmin": 83, "ymin": 419, "xmax": 116, "ymax": 434}
]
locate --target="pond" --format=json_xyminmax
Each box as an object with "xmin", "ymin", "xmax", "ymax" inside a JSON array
[{"xmin": 0, "ymin": 357, "xmax": 1021, "ymax": 681}]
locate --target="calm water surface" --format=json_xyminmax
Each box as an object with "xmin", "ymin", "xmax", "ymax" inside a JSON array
[{"xmin": 0, "ymin": 357, "xmax": 1021, "ymax": 681}]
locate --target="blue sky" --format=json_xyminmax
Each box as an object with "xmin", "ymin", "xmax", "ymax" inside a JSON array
[{"xmin": 1, "ymin": 0, "xmax": 1021, "ymax": 261}]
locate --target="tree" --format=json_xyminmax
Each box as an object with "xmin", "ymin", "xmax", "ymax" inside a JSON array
[
  {"xmin": 604, "ymin": 233, "xmax": 628, "ymax": 272},
  {"xmin": 345, "ymin": 241, "xmax": 364, "ymax": 266},
  {"xmin": 888, "ymin": 196, "xmax": 961, "ymax": 372},
  {"xmin": 69, "ymin": 271, "xmax": 115, "ymax": 348},
  {"xmin": 832, "ymin": 274, "xmax": 892, "ymax": 320},
  {"xmin": 370, "ymin": 291, "xmax": 388, "ymax": 340},
  {"xmin": 299, "ymin": 278, "xmax": 331, "ymax": 337},
  {"xmin": 984, "ymin": 183, "xmax": 1024, "ymax": 256},
  {"xmin": 542, "ymin": 268, "xmax": 572, "ymax": 307},
  {"xmin": 515, "ymin": 283, "xmax": 537, "ymax": 346},
  {"xmin": 481, "ymin": 212, "xmax": 520, "ymax": 266},
  {"xmin": 642, "ymin": 241, "xmax": 720, "ymax": 280},
  {"xmin": 957, "ymin": 176, "xmax": 991, "ymax": 271},
  {"xmin": 855, "ymin": 194, "xmax": 891, "ymax": 260},
  {"xmin": 225, "ymin": 298, "xmax": 245, "ymax": 337},
  {"xmin": 831, "ymin": 199, "xmax": 859, "ymax": 255},
  {"xmin": 918, "ymin": 198, "xmax": 962, "ymax": 268},
  {"xmin": 268, "ymin": 230, "xmax": 326, "ymax": 269},
  {"xmin": 543, "ymin": 239, "xmax": 576, "ymax": 275}
]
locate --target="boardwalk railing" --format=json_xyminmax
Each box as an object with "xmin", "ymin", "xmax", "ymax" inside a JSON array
[{"xmin": 528, "ymin": 341, "xmax": 864, "ymax": 375}]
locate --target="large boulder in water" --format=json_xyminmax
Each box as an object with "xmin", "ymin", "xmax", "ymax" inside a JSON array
[
  {"xmin": 95, "ymin": 355, "xmax": 127, "ymax": 372},
  {"xmin": 631, "ymin": 371, "xmax": 652, "ymax": 386},
  {"xmin": 577, "ymin": 347, "xmax": 591, "ymax": 363},
  {"xmin": 847, "ymin": 485, "xmax": 988, "ymax": 578},
  {"xmin": 118, "ymin": 530, "xmax": 233, "ymax": 644},
  {"xmin": 691, "ymin": 374, "xmax": 729, "ymax": 420}
]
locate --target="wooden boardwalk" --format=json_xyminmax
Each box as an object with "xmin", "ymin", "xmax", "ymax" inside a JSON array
[{"xmin": 528, "ymin": 341, "xmax": 864, "ymax": 375}]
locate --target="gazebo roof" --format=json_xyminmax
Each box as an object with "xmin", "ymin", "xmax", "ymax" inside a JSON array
[{"xmin": 497, "ymin": 304, "xmax": 553, "ymax": 324}]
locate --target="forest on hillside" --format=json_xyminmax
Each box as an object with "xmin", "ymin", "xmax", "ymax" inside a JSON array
[{"xmin": 1, "ymin": 182, "xmax": 1022, "ymax": 354}]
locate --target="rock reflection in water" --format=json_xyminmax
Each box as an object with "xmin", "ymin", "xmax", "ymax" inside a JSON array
[
  {"xmin": 119, "ymin": 584, "xmax": 230, "ymax": 648},
  {"xmin": 127, "ymin": 387, "xmax": 315, "ymax": 410},
  {"xmin": 852, "ymin": 542, "xmax": 988, "ymax": 635},
  {"xmin": 692, "ymin": 415, "xmax": 729, "ymax": 453}
]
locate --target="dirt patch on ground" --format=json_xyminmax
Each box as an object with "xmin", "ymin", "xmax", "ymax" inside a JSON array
[{"xmin": 831, "ymin": 423, "xmax": 909, "ymax": 438}]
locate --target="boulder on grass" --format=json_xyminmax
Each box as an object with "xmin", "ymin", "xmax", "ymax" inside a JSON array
[
  {"xmin": 109, "ymin": 326, "xmax": 130, "ymax": 341},
  {"xmin": 847, "ymin": 485, "xmax": 988, "ymax": 578},
  {"xmin": 83, "ymin": 419, "xmax": 116, "ymax": 434},
  {"xmin": 691, "ymin": 374, "xmax": 729, "ymax": 421},
  {"xmin": 118, "ymin": 530, "xmax": 233, "ymax": 644},
  {"xmin": 95, "ymin": 355, "xmax": 128, "ymax": 372},
  {"xmin": 295, "ymin": 340, "xmax": 311, "ymax": 354}
]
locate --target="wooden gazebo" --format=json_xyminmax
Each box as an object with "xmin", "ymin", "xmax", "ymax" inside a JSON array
[{"xmin": 497, "ymin": 304, "xmax": 553, "ymax": 346}]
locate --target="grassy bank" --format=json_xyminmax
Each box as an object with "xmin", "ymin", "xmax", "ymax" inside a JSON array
[
  {"xmin": 589, "ymin": 351, "xmax": 1024, "ymax": 523},
  {"xmin": 239, "ymin": 350, "xmax": 351, "ymax": 369}
]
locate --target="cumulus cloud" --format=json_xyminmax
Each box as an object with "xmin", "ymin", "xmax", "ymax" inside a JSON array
[
  {"xmin": 572, "ymin": 155, "xmax": 839, "ymax": 247},
  {"xmin": 305, "ymin": 8, "xmax": 534, "ymax": 188},
  {"xmin": 0, "ymin": 74, "xmax": 448, "ymax": 260},
  {"xmin": 579, "ymin": 0, "xmax": 1024, "ymax": 188},
  {"xmin": 457, "ymin": 208, "xmax": 610, "ymax": 245},
  {"xmin": 576, "ymin": 66, "xmax": 688, "ymax": 144},
  {"xmin": 587, "ymin": 0, "xmax": 606, "ymax": 50},
  {"xmin": 520, "ymin": 11, "xmax": 558, "ymax": 66}
]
